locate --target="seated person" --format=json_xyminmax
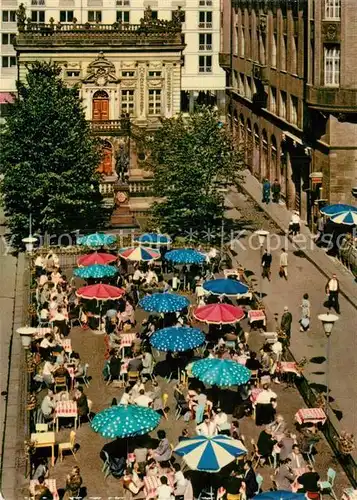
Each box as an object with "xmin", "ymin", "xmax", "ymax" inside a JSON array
[
  {"xmin": 141, "ymin": 350, "xmax": 154, "ymax": 379},
  {"xmin": 33, "ymin": 475, "xmax": 52, "ymax": 500},
  {"xmin": 145, "ymin": 457, "xmax": 159, "ymax": 476},
  {"xmin": 39, "ymin": 334, "xmax": 56, "ymax": 360},
  {"xmin": 196, "ymin": 415, "xmax": 218, "ymax": 437},
  {"xmin": 128, "ymin": 355, "xmax": 143, "ymax": 373},
  {"xmin": 275, "ymin": 458, "xmax": 295, "ymax": 491},
  {"xmin": 134, "ymin": 447, "xmax": 148, "ymax": 474},
  {"xmin": 130, "ymin": 379, "xmax": 145, "ymax": 400},
  {"xmin": 296, "ymin": 465, "xmax": 320, "ymax": 494},
  {"xmin": 73, "ymin": 386, "xmax": 89, "ymax": 418},
  {"xmin": 288, "ymin": 444, "xmax": 306, "ymax": 470},
  {"xmin": 245, "ymin": 351, "xmax": 262, "ymax": 371},
  {"xmin": 41, "ymin": 389, "xmax": 56, "ymax": 421},
  {"xmin": 214, "ymin": 407, "xmax": 230, "ymax": 432},
  {"xmin": 122, "ymin": 468, "xmax": 144, "ymax": 496},
  {"xmin": 257, "ymin": 427, "xmax": 276, "ymax": 463},
  {"xmin": 157, "ymin": 476, "xmax": 174, "ymax": 500},
  {"xmin": 173, "ymin": 463, "xmax": 187, "ymax": 497},
  {"xmin": 223, "ymin": 470, "xmax": 243, "ymax": 500},
  {"xmin": 134, "ymin": 389, "xmax": 153, "ymax": 408},
  {"xmin": 150, "ymin": 430, "xmax": 171, "ymax": 462}
]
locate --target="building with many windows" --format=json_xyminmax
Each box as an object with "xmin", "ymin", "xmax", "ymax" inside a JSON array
[
  {"xmin": 220, "ymin": 0, "xmax": 357, "ymax": 224},
  {"xmin": 13, "ymin": 7, "xmax": 185, "ymax": 224},
  {"xmin": 0, "ymin": 0, "xmax": 225, "ymax": 113}
]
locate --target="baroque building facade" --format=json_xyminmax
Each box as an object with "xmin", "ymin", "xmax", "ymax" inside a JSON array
[
  {"xmin": 14, "ymin": 6, "xmax": 185, "ymax": 224},
  {"xmin": 0, "ymin": 0, "xmax": 225, "ymax": 115},
  {"xmin": 220, "ymin": 0, "xmax": 357, "ymax": 225}
]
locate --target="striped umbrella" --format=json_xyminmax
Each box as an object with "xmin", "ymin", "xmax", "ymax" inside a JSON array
[
  {"xmin": 191, "ymin": 358, "xmax": 251, "ymax": 387},
  {"xmin": 118, "ymin": 246, "xmax": 160, "ymax": 262},
  {"xmin": 320, "ymin": 203, "xmax": 357, "ymax": 216},
  {"xmin": 329, "ymin": 210, "xmax": 357, "ymax": 225},
  {"xmin": 174, "ymin": 435, "xmax": 247, "ymax": 472}
]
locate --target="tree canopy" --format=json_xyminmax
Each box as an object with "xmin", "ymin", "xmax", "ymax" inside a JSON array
[
  {"xmin": 1, "ymin": 61, "xmax": 107, "ymax": 247},
  {"xmin": 145, "ymin": 106, "xmax": 245, "ymax": 239}
]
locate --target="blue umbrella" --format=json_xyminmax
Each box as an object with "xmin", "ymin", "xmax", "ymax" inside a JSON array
[
  {"xmin": 91, "ymin": 405, "xmax": 161, "ymax": 438},
  {"xmin": 320, "ymin": 203, "xmax": 357, "ymax": 216},
  {"xmin": 253, "ymin": 493, "xmax": 304, "ymax": 500},
  {"xmin": 203, "ymin": 278, "xmax": 249, "ymax": 296},
  {"xmin": 77, "ymin": 232, "xmax": 116, "ymax": 247},
  {"xmin": 150, "ymin": 326, "xmax": 205, "ymax": 352},
  {"xmin": 174, "ymin": 435, "xmax": 247, "ymax": 472},
  {"xmin": 191, "ymin": 358, "xmax": 251, "ymax": 387},
  {"xmin": 139, "ymin": 292, "xmax": 190, "ymax": 313},
  {"xmin": 165, "ymin": 248, "xmax": 206, "ymax": 265},
  {"xmin": 135, "ymin": 232, "xmax": 172, "ymax": 246},
  {"xmin": 73, "ymin": 264, "xmax": 117, "ymax": 279}
]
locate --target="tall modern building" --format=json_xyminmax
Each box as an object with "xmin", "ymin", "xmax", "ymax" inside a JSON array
[
  {"xmin": 220, "ymin": 0, "xmax": 357, "ymax": 224},
  {"xmin": 0, "ymin": 0, "xmax": 226, "ymax": 112}
]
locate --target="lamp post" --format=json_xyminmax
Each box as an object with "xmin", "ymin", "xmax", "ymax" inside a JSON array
[
  {"xmin": 318, "ymin": 312, "xmax": 339, "ymax": 418},
  {"xmin": 254, "ymin": 230, "xmax": 270, "ymax": 301}
]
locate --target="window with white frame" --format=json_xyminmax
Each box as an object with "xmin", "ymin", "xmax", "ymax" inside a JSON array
[
  {"xmin": 88, "ymin": 11, "xmax": 102, "ymax": 22},
  {"xmin": 270, "ymin": 87, "xmax": 277, "ymax": 114},
  {"xmin": 199, "ymin": 33, "xmax": 212, "ymax": 51},
  {"xmin": 239, "ymin": 73, "xmax": 245, "ymax": 95},
  {"xmin": 116, "ymin": 11, "xmax": 130, "ymax": 23},
  {"xmin": 199, "ymin": 11, "xmax": 212, "ymax": 28},
  {"xmin": 324, "ymin": 0, "xmax": 341, "ymax": 19},
  {"xmin": 121, "ymin": 90, "xmax": 135, "ymax": 115},
  {"xmin": 2, "ymin": 33, "xmax": 16, "ymax": 45},
  {"xmin": 116, "ymin": 0, "xmax": 130, "ymax": 5},
  {"xmin": 280, "ymin": 91, "xmax": 287, "ymax": 119},
  {"xmin": 324, "ymin": 45, "xmax": 340, "ymax": 86},
  {"xmin": 60, "ymin": 10, "xmax": 73, "ymax": 22},
  {"xmin": 290, "ymin": 95, "xmax": 298, "ymax": 125},
  {"xmin": 148, "ymin": 89, "xmax": 161, "ymax": 115},
  {"xmin": 2, "ymin": 11, "xmax": 16, "ymax": 22},
  {"xmin": 31, "ymin": 10, "xmax": 45, "ymax": 23},
  {"xmin": 271, "ymin": 32, "xmax": 277, "ymax": 67},
  {"xmin": 198, "ymin": 55, "xmax": 212, "ymax": 72},
  {"xmin": 2, "ymin": 56, "xmax": 16, "ymax": 68}
]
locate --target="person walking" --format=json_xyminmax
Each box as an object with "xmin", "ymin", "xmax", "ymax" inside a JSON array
[
  {"xmin": 325, "ymin": 273, "xmax": 340, "ymax": 314},
  {"xmin": 299, "ymin": 293, "xmax": 311, "ymax": 331},
  {"xmin": 261, "ymin": 249, "xmax": 272, "ymax": 281},
  {"xmin": 271, "ymin": 178, "xmax": 281, "ymax": 203},
  {"xmin": 279, "ymin": 248, "xmax": 288, "ymax": 280},
  {"xmin": 281, "ymin": 306, "xmax": 293, "ymax": 346},
  {"xmin": 289, "ymin": 211, "xmax": 301, "ymax": 236},
  {"xmin": 262, "ymin": 178, "xmax": 271, "ymax": 204}
]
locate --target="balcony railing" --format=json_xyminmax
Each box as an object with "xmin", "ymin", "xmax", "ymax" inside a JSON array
[
  {"xmin": 199, "ymin": 66, "xmax": 212, "ymax": 73},
  {"xmin": 31, "ymin": 0, "xmax": 45, "ymax": 5},
  {"xmin": 306, "ymin": 85, "xmax": 357, "ymax": 111},
  {"xmin": 199, "ymin": 43, "xmax": 212, "ymax": 51},
  {"xmin": 198, "ymin": 22, "xmax": 212, "ymax": 29}
]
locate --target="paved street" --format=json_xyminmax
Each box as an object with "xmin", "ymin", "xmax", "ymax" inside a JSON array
[{"xmin": 226, "ymin": 187, "xmax": 357, "ymax": 446}]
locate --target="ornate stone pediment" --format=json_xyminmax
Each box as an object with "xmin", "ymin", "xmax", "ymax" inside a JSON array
[
  {"xmin": 121, "ymin": 79, "xmax": 137, "ymax": 88},
  {"xmin": 83, "ymin": 52, "xmax": 119, "ymax": 85}
]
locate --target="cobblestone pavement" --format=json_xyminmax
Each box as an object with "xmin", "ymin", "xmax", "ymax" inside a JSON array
[
  {"xmin": 226, "ymin": 188, "xmax": 357, "ymax": 451},
  {"xmin": 20, "ymin": 306, "xmax": 351, "ymax": 498}
]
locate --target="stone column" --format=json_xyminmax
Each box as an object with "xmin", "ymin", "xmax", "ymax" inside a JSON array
[
  {"xmin": 137, "ymin": 63, "xmax": 147, "ymax": 120},
  {"xmin": 189, "ymin": 90, "xmax": 195, "ymax": 113},
  {"xmin": 165, "ymin": 63, "xmax": 173, "ymax": 117}
]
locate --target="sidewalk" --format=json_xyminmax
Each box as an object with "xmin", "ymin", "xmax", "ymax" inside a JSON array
[{"xmin": 240, "ymin": 170, "xmax": 357, "ymax": 311}]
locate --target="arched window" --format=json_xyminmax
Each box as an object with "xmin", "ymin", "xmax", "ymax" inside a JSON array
[
  {"xmin": 246, "ymin": 118, "xmax": 252, "ymax": 171},
  {"xmin": 98, "ymin": 140, "xmax": 113, "ymax": 176},
  {"xmin": 261, "ymin": 129, "xmax": 268, "ymax": 179},
  {"xmin": 92, "ymin": 90, "xmax": 109, "ymax": 121},
  {"xmin": 271, "ymin": 135, "xmax": 278, "ymax": 180},
  {"xmin": 253, "ymin": 124, "xmax": 260, "ymax": 175}
]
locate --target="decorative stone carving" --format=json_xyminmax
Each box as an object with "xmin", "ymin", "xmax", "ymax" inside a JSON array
[
  {"xmin": 166, "ymin": 65, "xmax": 172, "ymax": 114},
  {"xmin": 83, "ymin": 52, "xmax": 119, "ymax": 85},
  {"xmin": 324, "ymin": 23, "xmax": 338, "ymax": 41},
  {"xmin": 16, "ymin": 4, "xmax": 26, "ymax": 31},
  {"xmin": 259, "ymin": 15, "xmax": 267, "ymax": 32},
  {"xmin": 138, "ymin": 65, "xmax": 146, "ymax": 115},
  {"xmin": 121, "ymin": 62, "xmax": 136, "ymax": 69},
  {"xmin": 121, "ymin": 80, "xmax": 137, "ymax": 88},
  {"xmin": 148, "ymin": 79, "xmax": 162, "ymax": 87}
]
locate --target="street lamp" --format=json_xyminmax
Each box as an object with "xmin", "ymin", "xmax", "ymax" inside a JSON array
[
  {"xmin": 318, "ymin": 312, "xmax": 339, "ymax": 418},
  {"xmin": 254, "ymin": 230, "xmax": 270, "ymax": 301},
  {"xmin": 17, "ymin": 327, "xmax": 37, "ymax": 350}
]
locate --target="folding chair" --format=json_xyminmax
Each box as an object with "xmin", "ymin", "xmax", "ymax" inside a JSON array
[
  {"xmin": 255, "ymin": 474, "xmax": 264, "ymax": 494},
  {"xmin": 127, "ymin": 371, "xmax": 140, "ymax": 384},
  {"xmin": 162, "ymin": 393, "xmax": 169, "ymax": 420},
  {"xmin": 35, "ymin": 423, "xmax": 48, "ymax": 433},
  {"xmin": 304, "ymin": 443, "xmax": 316, "ymax": 466},
  {"xmin": 76, "ymin": 363, "xmax": 90, "ymax": 388},
  {"xmin": 54, "ymin": 376, "xmax": 68, "ymax": 393},
  {"xmin": 318, "ymin": 468, "xmax": 338, "ymax": 500},
  {"xmin": 102, "ymin": 450, "xmax": 111, "ymax": 478},
  {"xmin": 251, "ymin": 439, "xmax": 273, "ymax": 469}
]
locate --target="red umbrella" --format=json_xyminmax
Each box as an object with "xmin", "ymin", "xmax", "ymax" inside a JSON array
[
  {"xmin": 77, "ymin": 252, "xmax": 117, "ymax": 267},
  {"xmin": 193, "ymin": 303, "xmax": 245, "ymax": 324},
  {"xmin": 76, "ymin": 284, "xmax": 125, "ymax": 301}
]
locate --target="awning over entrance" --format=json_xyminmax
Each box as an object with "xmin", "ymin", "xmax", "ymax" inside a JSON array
[{"xmin": 0, "ymin": 92, "xmax": 15, "ymax": 104}]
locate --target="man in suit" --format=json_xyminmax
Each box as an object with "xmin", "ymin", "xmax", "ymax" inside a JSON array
[
  {"xmin": 278, "ymin": 432, "xmax": 296, "ymax": 462},
  {"xmin": 325, "ymin": 273, "xmax": 340, "ymax": 314},
  {"xmin": 243, "ymin": 460, "xmax": 258, "ymax": 498},
  {"xmin": 297, "ymin": 465, "xmax": 320, "ymax": 494},
  {"xmin": 275, "ymin": 458, "xmax": 295, "ymax": 490}
]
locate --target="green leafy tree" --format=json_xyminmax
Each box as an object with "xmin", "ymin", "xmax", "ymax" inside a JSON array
[
  {"xmin": 1, "ymin": 61, "xmax": 108, "ymax": 247},
  {"xmin": 145, "ymin": 106, "xmax": 245, "ymax": 238}
]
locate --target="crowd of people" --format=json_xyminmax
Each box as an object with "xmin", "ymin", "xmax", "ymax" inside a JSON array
[{"xmin": 26, "ymin": 248, "xmax": 337, "ymax": 500}]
